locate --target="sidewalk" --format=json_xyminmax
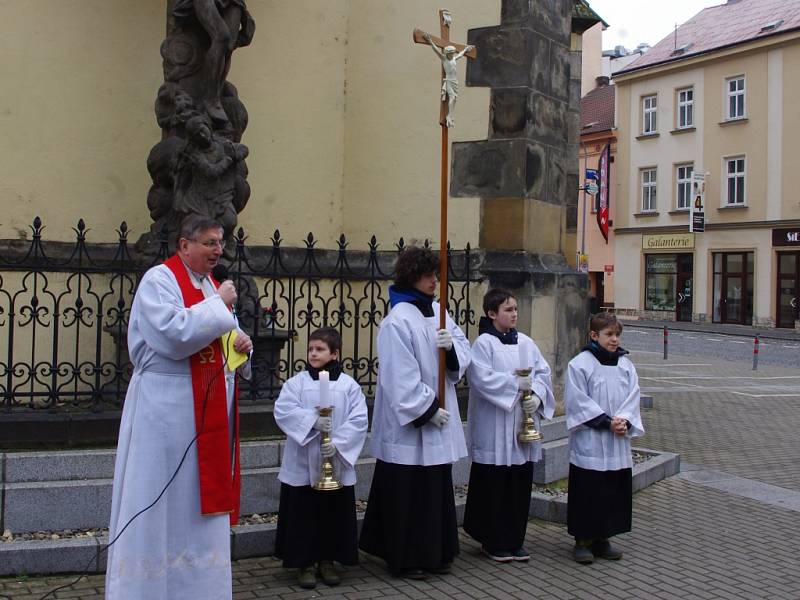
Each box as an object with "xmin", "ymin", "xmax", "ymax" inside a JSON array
[{"xmin": 620, "ymin": 316, "xmax": 800, "ymax": 341}]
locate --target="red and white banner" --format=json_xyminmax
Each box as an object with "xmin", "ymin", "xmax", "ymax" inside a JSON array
[{"xmin": 597, "ymin": 143, "xmax": 611, "ymax": 243}]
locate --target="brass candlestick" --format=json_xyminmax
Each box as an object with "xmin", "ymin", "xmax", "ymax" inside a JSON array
[
  {"xmin": 516, "ymin": 368, "xmax": 543, "ymax": 443},
  {"xmin": 313, "ymin": 406, "xmax": 343, "ymax": 491}
]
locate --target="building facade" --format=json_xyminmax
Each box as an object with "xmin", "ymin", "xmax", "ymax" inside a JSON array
[{"xmin": 612, "ymin": 0, "xmax": 800, "ymax": 328}]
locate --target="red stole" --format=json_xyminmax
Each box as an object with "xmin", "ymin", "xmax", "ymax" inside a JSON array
[{"xmin": 164, "ymin": 254, "xmax": 241, "ymax": 525}]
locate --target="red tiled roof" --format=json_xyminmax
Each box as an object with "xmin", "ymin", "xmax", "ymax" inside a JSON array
[
  {"xmin": 580, "ymin": 84, "xmax": 615, "ymax": 136},
  {"xmin": 618, "ymin": 0, "xmax": 800, "ymax": 75}
]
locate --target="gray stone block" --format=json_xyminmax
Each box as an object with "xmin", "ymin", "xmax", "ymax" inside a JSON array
[
  {"xmin": 0, "ymin": 537, "xmax": 102, "ymax": 576},
  {"xmin": 546, "ymin": 146, "xmax": 568, "ymax": 205},
  {"xmin": 240, "ymin": 467, "xmax": 281, "ymax": 515},
  {"xmin": 451, "ymin": 139, "xmax": 528, "ymax": 199},
  {"xmin": 529, "ymin": 93, "xmax": 568, "ymax": 147},
  {"xmin": 533, "ymin": 438, "xmax": 569, "ymax": 484},
  {"xmin": 4, "ymin": 479, "xmax": 112, "ymax": 533},
  {"xmin": 540, "ymin": 416, "xmax": 567, "ymax": 441},
  {"xmin": 531, "ymin": 0, "xmax": 571, "ymax": 45},
  {"xmin": 466, "ymin": 27, "xmax": 536, "ymax": 89},
  {"xmin": 549, "ymin": 42, "xmax": 571, "ymax": 102},
  {"xmin": 529, "ymin": 492, "xmax": 567, "ymax": 524},
  {"xmin": 231, "ymin": 522, "xmax": 277, "ymax": 560},
  {"xmin": 5, "ymin": 449, "xmax": 116, "ymax": 483},
  {"xmin": 240, "ymin": 440, "xmax": 280, "ymax": 469},
  {"xmin": 490, "ymin": 88, "xmax": 529, "ymax": 138}
]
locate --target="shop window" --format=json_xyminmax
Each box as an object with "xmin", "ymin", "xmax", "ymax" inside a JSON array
[{"xmin": 645, "ymin": 255, "xmax": 677, "ymax": 311}]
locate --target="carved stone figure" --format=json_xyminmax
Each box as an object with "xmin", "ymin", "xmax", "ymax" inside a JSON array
[
  {"xmin": 423, "ymin": 32, "xmax": 474, "ymax": 127},
  {"xmin": 173, "ymin": 116, "xmax": 248, "ymax": 256},
  {"xmin": 136, "ymin": 0, "xmax": 254, "ymax": 256}
]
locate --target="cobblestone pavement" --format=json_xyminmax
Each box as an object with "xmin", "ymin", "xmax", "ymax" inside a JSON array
[{"xmin": 3, "ymin": 349, "xmax": 800, "ymax": 599}]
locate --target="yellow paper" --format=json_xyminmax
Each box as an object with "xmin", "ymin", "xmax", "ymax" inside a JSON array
[{"xmin": 220, "ymin": 330, "xmax": 249, "ymax": 371}]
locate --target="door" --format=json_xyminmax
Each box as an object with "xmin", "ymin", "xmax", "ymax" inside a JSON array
[
  {"xmin": 776, "ymin": 252, "xmax": 800, "ymax": 328},
  {"xmin": 713, "ymin": 252, "xmax": 753, "ymax": 325}
]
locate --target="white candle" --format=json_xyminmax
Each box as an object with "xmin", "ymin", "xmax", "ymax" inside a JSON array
[
  {"xmin": 518, "ymin": 339, "xmax": 526, "ymax": 370},
  {"xmin": 318, "ymin": 370, "xmax": 330, "ymax": 408}
]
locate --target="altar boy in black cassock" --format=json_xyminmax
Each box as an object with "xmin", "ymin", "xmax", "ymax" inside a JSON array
[
  {"xmin": 463, "ymin": 289, "xmax": 555, "ymax": 562},
  {"xmin": 359, "ymin": 246, "xmax": 471, "ymax": 579},
  {"xmin": 274, "ymin": 327, "xmax": 368, "ymax": 589},
  {"xmin": 565, "ymin": 312, "xmax": 644, "ymax": 564}
]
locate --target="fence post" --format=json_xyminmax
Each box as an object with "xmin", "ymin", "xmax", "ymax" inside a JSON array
[
  {"xmin": 752, "ymin": 335, "xmax": 759, "ymax": 370},
  {"xmin": 663, "ymin": 326, "xmax": 668, "ymax": 360}
]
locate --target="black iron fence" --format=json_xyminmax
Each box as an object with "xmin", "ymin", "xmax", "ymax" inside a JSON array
[{"xmin": 0, "ymin": 218, "xmax": 482, "ymax": 413}]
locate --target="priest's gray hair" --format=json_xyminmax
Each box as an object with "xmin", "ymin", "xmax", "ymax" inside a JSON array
[{"xmin": 178, "ymin": 214, "xmax": 224, "ymax": 244}]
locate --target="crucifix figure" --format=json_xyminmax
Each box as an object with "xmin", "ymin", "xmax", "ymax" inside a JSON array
[
  {"xmin": 414, "ymin": 10, "xmax": 476, "ymax": 128},
  {"xmin": 412, "ymin": 9, "xmax": 476, "ymax": 409}
]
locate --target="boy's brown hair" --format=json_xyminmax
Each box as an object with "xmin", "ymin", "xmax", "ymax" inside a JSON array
[
  {"xmin": 394, "ymin": 246, "xmax": 439, "ymax": 288},
  {"xmin": 589, "ymin": 312, "xmax": 623, "ymax": 335},
  {"xmin": 483, "ymin": 288, "xmax": 516, "ymax": 317},
  {"xmin": 309, "ymin": 327, "xmax": 342, "ymax": 354}
]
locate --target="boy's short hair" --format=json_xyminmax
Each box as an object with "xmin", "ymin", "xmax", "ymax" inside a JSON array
[
  {"xmin": 394, "ymin": 246, "xmax": 439, "ymax": 288},
  {"xmin": 483, "ymin": 288, "xmax": 516, "ymax": 316},
  {"xmin": 589, "ymin": 312, "xmax": 623, "ymax": 335},
  {"xmin": 309, "ymin": 327, "xmax": 342, "ymax": 354}
]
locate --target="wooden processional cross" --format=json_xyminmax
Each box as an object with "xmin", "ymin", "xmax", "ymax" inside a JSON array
[{"xmin": 413, "ymin": 10, "xmax": 476, "ymax": 408}]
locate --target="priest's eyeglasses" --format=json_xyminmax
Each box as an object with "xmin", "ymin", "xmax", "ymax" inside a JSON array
[{"xmin": 189, "ymin": 238, "xmax": 225, "ymax": 249}]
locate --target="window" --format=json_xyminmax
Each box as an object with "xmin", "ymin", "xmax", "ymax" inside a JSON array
[
  {"xmin": 726, "ymin": 76, "xmax": 745, "ymax": 120},
  {"xmin": 641, "ymin": 168, "xmax": 657, "ymax": 212},
  {"xmin": 642, "ymin": 95, "xmax": 657, "ymax": 134},
  {"xmin": 677, "ymin": 87, "xmax": 694, "ymax": 128},
  {"xmin": 676, "ymin": 164, "xmax": 693, "ymax": 209},
  {"xmin": 725, "ymin": 157, "xmax": 745, "ymax": 205}
]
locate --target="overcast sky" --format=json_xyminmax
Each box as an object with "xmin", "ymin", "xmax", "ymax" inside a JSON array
[{"xmin": 588, "ymin": 0, "xmax": 725, "ymax": 50}]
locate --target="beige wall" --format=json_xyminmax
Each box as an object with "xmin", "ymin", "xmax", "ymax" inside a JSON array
[
  {"xmin": 580, "ymin": 22, "xmax": 603, "ymax": 96},
  {"xmin": 0, "ymin": 0, "xmax": 497, "ymax": 248},
  {"xmin": 0, "ymin": 0, "xmax": 164, "ymax": 242}
]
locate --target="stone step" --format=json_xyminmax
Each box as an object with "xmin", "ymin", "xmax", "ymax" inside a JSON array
[
  {"xmin": 1, "ymin": 419, "xmax": 568, "ymax": 533},
  {"xmin": 0, "ymin": 447, "xmax": 681, "ymax": 577}
]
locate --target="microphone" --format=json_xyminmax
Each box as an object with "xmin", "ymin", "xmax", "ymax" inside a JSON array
[
  {"xmin": 211, "ymin": 264, "xmax": 237, "ymax": 319},
  {"xmin": 211, "ymin": 263, "xmax": 230, "ymax": 283}
]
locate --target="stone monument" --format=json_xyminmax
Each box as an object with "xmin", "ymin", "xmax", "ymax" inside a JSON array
[{"xmin": 137, "ymin": 0, "xmax": 255, "ymax": 257}]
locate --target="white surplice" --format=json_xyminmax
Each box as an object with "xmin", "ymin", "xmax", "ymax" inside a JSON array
[
  {"xmin": 369, "ymin": 302, "xmax": 470, "ymax": 466},
  {"xmin": 105, "ymin": 262, "xmax": 249, "ymax": 600},
  {"xmin": 565, "ymin": 350, "xmax": 644, "ymax": 471},
  {"xmin": 274, "ymin": 371, "xmax": 368, "ymax": 486},
  {"xmin": 466, "ymin": 333, "xmax": 556, "ymax": 465}
]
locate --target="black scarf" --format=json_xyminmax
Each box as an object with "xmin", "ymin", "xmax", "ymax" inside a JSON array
[
  {"xmin": 582, "ymin": 340, "xmax": 629, "ymax": 366},
  {"xmin": 478, "ymin": 316, "xmax": 519, "ymax": 346},
  {"xmin": 307, "ymin": 360, "xmax": 343, "ymax": 381}
]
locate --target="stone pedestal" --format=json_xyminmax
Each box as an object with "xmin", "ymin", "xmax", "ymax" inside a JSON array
[{"xmin": 454, "ymin": 1, "xmax": 597, "ymax": 388}]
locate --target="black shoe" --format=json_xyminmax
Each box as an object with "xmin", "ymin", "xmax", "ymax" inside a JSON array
[
  {"xmin": 481, "ymin": 547, "xmax": 514, "ymax": 563},
  {"xmin": 317, "ymin": 560, "xmax": 341, "ymax": 586},
  {"xmin": 398, "ymin": 568, "xmax": 427, "ymax": 580},
  {"xmin": 511, "ymin": 548, "xmax": 530, "ymax": 562},
  {"xmin": 592, "ymin": 539, "xmax": 623, "ymax": 560},
  {"xmin": 425, "ymin": 562, "xmax": 452, "ymax": 574},
  {"xmin": 573, "ymin": 543, "xmax": 594, "ymax": 564}
]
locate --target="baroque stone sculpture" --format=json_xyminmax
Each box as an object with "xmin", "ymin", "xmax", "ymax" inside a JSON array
[{"xmin": 137, "ymin": 0, "xmax": 255, "ymax": 257}]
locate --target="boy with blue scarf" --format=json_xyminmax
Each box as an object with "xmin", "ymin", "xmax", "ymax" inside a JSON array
[{"xmin": 359, "ymin": 246, "xmax": 471, "ymax": 580}]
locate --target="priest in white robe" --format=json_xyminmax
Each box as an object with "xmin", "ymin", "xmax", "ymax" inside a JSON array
[
  {"xmin": 359, "ymin": 247, "xmax": 470, "ymax": 580},
  {"xmin": 105, "ymin": 215, "xmax": 252, "ymax": 600}
]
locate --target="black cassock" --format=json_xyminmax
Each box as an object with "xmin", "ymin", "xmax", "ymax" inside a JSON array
[{"xmin": 359, "ymin": 460, "xmax": 458, "ymax": 574}]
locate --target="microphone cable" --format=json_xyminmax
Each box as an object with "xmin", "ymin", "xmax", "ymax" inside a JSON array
[{"xmin": 38, "ymin": 296, "xmax": 239, "ymax": 600}]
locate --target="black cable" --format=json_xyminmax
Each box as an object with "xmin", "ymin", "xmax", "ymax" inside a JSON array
[{"xmin": 38, "ymin": 325, "xmax": 237, "ymax": 600}]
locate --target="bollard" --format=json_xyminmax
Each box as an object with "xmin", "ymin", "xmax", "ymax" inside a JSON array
[
  {"xmin": 752, "ymin": 335, "xmax": 759, "ymax": 370},
  {"xmin": 663, "ymin": 326, "xmax": 668, "ymax": 360}
]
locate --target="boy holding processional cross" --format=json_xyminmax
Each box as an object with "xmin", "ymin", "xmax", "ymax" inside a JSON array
[
  {"xmin": 274, "ymin": 327, "xmax": 368, "ymax": 589},
  {"xmin": 463, "ymin": 288, "xmax": 555, "ymax": 562},
  {"xmin": 359, "ymin": 246, "xmax": 471, "ymax": 579}
]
